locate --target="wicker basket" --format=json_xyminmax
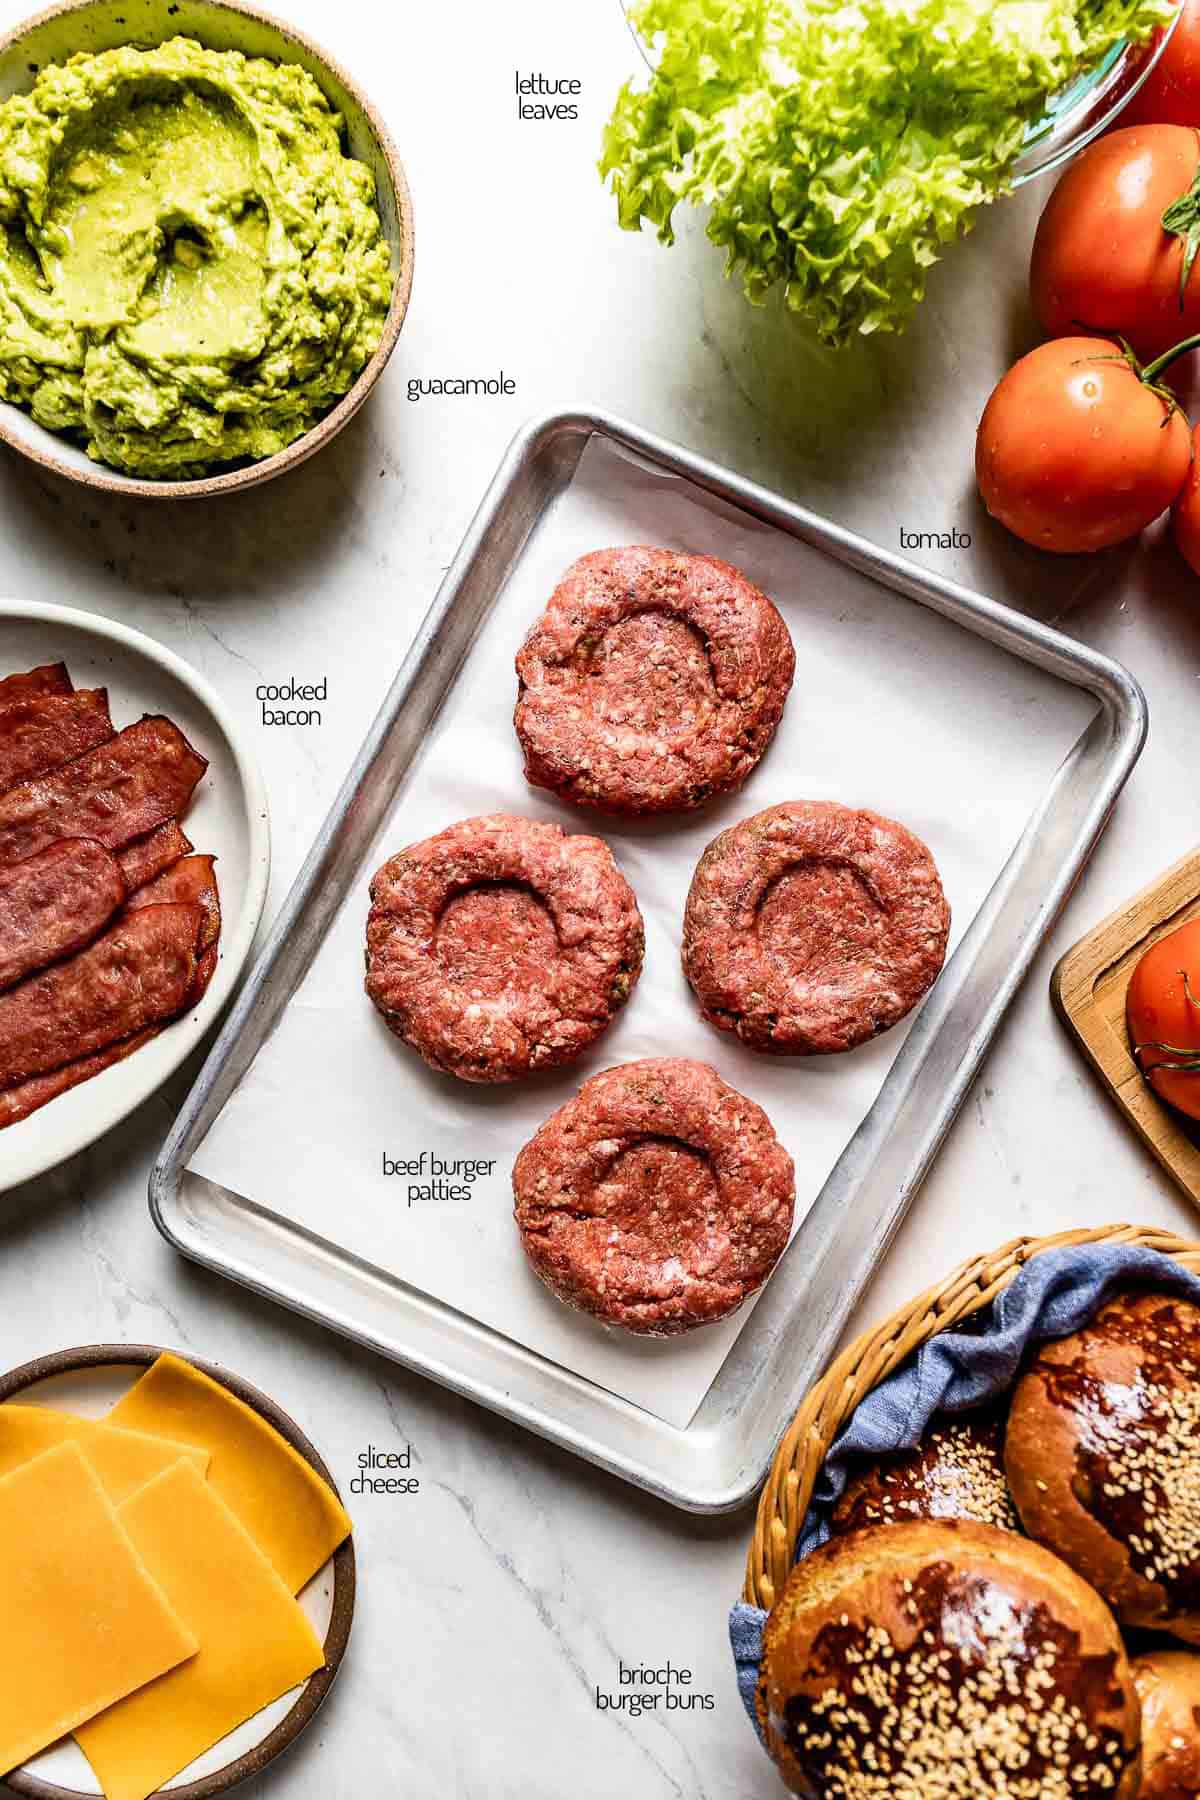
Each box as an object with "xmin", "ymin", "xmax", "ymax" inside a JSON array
[{"xmin": 742, "ymin": 1223, "xmax": 1200, "ymax": 1612}]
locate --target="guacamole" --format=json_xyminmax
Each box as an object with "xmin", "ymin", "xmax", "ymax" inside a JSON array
[{"xmin": 0, "ymin": 37, "xmax": 393, "ymax": 479}]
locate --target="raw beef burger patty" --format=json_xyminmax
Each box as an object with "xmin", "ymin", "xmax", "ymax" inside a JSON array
[
  {"xmin": 514, "ymin": 546, "xmax": 795, "ymax": 815},
  {"xmin": 683, "ymin": 800, "xmax": 950, "ymax": 1055},
  {"xmin": 513, "ymin": 1057, "xmax": 795, "ymax": 1336},
  {"xmin": 365, "ymin": 813, "xmax": 644, "ymax": 1083}
]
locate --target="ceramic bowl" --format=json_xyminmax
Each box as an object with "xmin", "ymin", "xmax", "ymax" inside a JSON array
[
  {"xmin": 0, "ymin": 0, "xmax": 415, "ymax": 499},
  {"xmin": 0, "ymin": 1344, "xmax": 355, "ymax": 1799}
]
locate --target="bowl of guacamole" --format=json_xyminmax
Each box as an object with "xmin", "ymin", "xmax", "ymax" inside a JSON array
[{"xmin": 0, "ymin": 0, "xmax": 414, "ymax": 494}]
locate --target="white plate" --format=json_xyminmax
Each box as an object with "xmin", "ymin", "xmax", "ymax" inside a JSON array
[{"xmin": 0, "ymin": 601, "xmax": 270, "ymax": 1189}]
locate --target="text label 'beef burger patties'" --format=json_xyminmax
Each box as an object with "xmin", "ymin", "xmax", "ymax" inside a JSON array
[
  {"xmin": 365, "ymin": 814, "xmax": 644, "ymax": 1083},
  {"xmin": 514, "ymin": 547, "xmax": 795, "ymax": 815},
  {"xmin": 683, "ymin": 800, "xmax": 951, "ymax": 1055},
  {"xmin": 513, "ymin": 1057, "xmax": 795, "ymax": 1336}
]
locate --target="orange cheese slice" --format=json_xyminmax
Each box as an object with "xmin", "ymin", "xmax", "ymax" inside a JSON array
[
  {"xmin": 0, "ymin": 1404, "xmax": 208, "ymax": 1503},
  {"xmin": 76, "ymin": 1460, "xmax": 325, "ymax": 1800},
  {"xmin": 0, "ymin": 1443, "xmax": 197, "ymax": 1776},
  {"xmin": 108, "ymin": 1353, "xmax": 351, "ymax": 1592}
]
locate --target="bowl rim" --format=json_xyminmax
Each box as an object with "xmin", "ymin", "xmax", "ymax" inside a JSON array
[
  {"xmin": 0, "ymin": 0, "xmax": 415, "ymax": 501},
  {"xmin": 1012, "ymin": 6, "xmax": 1184, "ymax": 185}
]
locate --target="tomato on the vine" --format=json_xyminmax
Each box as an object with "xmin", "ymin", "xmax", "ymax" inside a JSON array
[
  {"xmin": 976, "ymin": 335, "xmax": 1193, "ymax": 553},
  {"xmin": 1127, "ymin": 918, "xmax": 1200, "ymax": 1119},
  {"xmin": 1032, "ymin": 125, "xmax": 1200, "ymax": 359},
  {"xmin": 1172, "ymin": 421, "xmax": 1200, "ymax": 570},
  {"xmin": 1122, "ymin": 0, "xmax": 1200, "ymax": 130}
]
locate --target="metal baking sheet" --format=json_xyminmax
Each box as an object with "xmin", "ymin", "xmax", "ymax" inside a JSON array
[{"xmin": 151, "ymin": 408, "xmax": 1147, "ymax": 1512}]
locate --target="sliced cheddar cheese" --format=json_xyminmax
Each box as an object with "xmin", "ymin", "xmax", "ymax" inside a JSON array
[
  {"xmin": 76, "ymin": 1460, "xmax": 325, "ymax": 1800},
  {"xmin": 108, "ymin": 1353, "xmax": 351, "ymax": 1591},
  {"xmin": 0, "ymin": 1404, "xmax": 208, "ymax": 1502},
  {"xmin": 0, "ymin": 1443, "xmax": 197, "ymax": 1776}
]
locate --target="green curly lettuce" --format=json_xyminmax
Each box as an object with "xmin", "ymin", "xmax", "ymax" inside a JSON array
[{"xmin": 601, "ymin": 0, "xmax": 1174, "ymax": 345}]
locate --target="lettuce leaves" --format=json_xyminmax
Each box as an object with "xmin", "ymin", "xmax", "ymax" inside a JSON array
[{"xmin": 601, "ymin": 0, "xmax": 1173, "ymax": 345}]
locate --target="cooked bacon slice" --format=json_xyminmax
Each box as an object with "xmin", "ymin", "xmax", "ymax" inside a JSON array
[
  {"xmin": 0, "ymin": 860, "xmax": 221, "ymax": 1126},
  {"xmin": 128, "ymin": 855, "xmax": 220, "ymax": 953},
  {"xmin": 0, "ymin": 688, "xmax": 114, "ymax": 794},
  {"xmin": 192, "ymin": 945, "xmax": 218, "ymax": 1001},
  {"xmin": 0, "ymin": 717, "xmax": 207, "ymax": 868},
  {"xmin": 0, "ymin": 901, "xmax": 203, "ymax": 1088},
  {"xmin": 0, "ymin": 664, "xmax": 72, "ymax": 703},
  {"xmin": 0, "ymin": 1028, "xmax": 156, "ymax": 1130},
  {"xmin": 127, "ymin": 855, "xmax": 220, "ymax": 1003},
  {"xmin": 117, "ymin": 820, "xmax": 194, "ymax": 893},
  {"xmin": 127, "ymin": 849, "xmax": 220, "ymax": 1008},
  {"xmin": 0, "ymin": 861, "xmax": 221, "ymax": 1125},
  {"xmin": 0, "ymin": 839, "xmax": 126, "ymax": 993}
]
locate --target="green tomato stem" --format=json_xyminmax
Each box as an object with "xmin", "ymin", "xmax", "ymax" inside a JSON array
[
  {"xmin": 1142, "ymin": 332, "xmax": 1200, "ymax": 384},
  {"xmin": 1161, "ymin": 143, "xmax": 1200, "ymax": 307}
]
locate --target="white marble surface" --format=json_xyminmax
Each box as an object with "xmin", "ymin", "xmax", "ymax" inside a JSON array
[{"xmin": 0, "ymin": 2, "xmax": 1198, "ymax": 1796}]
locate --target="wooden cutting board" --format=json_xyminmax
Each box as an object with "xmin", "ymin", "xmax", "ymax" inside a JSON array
[{"xmin": 1052, "ymin": 849, "xmax": 1200, "ymax": 1205}]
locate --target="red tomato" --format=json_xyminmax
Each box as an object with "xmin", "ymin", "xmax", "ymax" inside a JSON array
[
  {"xmin": 1122, "ymin": 0, "xmax": 1200, "ymax": 128},
  {"xmin": 1127, "ymin": 918, "xmax": 1200, "ymax": 1119},
  {"xmin": 1172, "ymin": 421, "xmax": 1200, "ymax": 569},
  {"xmin": 1031, "ymin": 125, "xmax": 1200, "ymax": 360},
  {"xmin": 975, "ymin": 336, "xmax": 1192, "ymax": 553}
]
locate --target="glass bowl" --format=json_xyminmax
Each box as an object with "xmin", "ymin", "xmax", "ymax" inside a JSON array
[
  {"xmin": 618, "ymin": 3, "xmax": 1182, "ymax": 188},
  {"xmin": 1014, "ymin": 9, "xmax": 1182, "ymax": 184}
]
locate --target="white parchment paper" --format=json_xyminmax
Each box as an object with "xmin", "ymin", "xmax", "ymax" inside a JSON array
[{"xmin": 190, "ymin": 437, "xmax": 1095, "ymax": 1430}]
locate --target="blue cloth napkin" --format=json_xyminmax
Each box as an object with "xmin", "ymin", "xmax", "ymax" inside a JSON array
[{"xmin": 730, "ymin": 1243, "xmax": 1200, "ymax": 1738}]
